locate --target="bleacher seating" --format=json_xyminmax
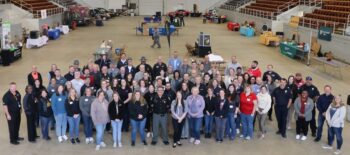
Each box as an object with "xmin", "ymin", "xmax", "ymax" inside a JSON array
[
  {"xmin": 220, "ymin": 0, "xmax": 247, "ymax": 10},
  {"xmin": 11, "ymin": 0, "xmax": 64, "ymax": 18},
  {"xmin": 239, "ymin": 0, "xmax": 299, "ymax": 19},
  {"xmin": 298, "ymin": 0, "xmax": 350, "ymax": 33}
]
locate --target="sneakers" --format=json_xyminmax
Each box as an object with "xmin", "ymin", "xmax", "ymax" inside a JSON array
[
  {"xmin": 173, "ymin": 143, "xmax": 177, "ymax": 148},
  {"xmin": 131, "ymin": 141, "xmax": 135, "ymax": 146},
  {"xmin": 85, "ymin": 138, "xmax": 90, "ymax": 144},
  {"xmin": 301, "ymin": 136, "xmax": 307, "ymax": 141},
  {"xmin": 163, "ymin": 141, "xmax": 169, "ymax": 145},
  {"xmin": 177, "ymin": 141, "xmax": 182, "ymax": 146},
  {"xmin": 245, "ymin": 136, "xmax": 251, "ymax": 140},
  {"xmin": 314, "ymin": 137, "xmax": 321, "ymax": 142},
  {"xmin": 113, "ymin": 143, "xmax": 117, "ymax": 148},
  {"xmin": 236, "ymin": 129, "xmax": 240, "ymax": 134},
  {"xmin": 62, "ymin": 135, "xmax": 68, "ymax": 141},
  {"xmin": 334, "ymin": 149, "xmax": 341, "ymax": 155},
  {"xmin": 189, "ymin": 138, "xmax": 195, "ymax": 143},
  {"xmin": 194, "ymin": 140, "xmax": 200, "ymax": 145},
  {"xmin": 118, "ymin": 143, "xmax": 123, "ymax": 148},
  {"xmin": 296, "ymin": 135, "xmax": 301, "ymax": 140},
  {"xmin": 95, "ymin": 145, "xmax": 100, "ymax": 151},
  {"xmin": 89, "ymin": 137, "xmax": 94, "ymax": 143},
  {"xmin": 100, "ymin": 142, "xmax": 106, "ymax": 147},
  {"xmin": 287, "ymin": 126, "xmax": 291, "ymax": 130},
  {"xmin": 259, "ymin": 134, "xmax": 265, "ymax": 139},
  {"xmin": 75, "ymin": 138, "xmax": 80, "ymax": 143},
  {"xmin": 239, "ymin": 135, "xmax": 244, "ymax": 139},
  {"xmin": 147, "ymin": 132, "xmax": 151, "ymax": 138},
  {"xmin": 143, "ymin": 141, "xmax": 148, "ymax": 145},
  {"xmin": 151, "ymin": 141, "xmax": 157, "ymax": 145},
  {"xmin": 58, "ymin": 136, "xmax": 63, "ymax": 143},
  {"xmin": 71, "ymin": 139, "xmax": 76, "ymax": 144},
  {"xmin": 322, "ymin": 144, "xmax": 333, "ymax": 150}
]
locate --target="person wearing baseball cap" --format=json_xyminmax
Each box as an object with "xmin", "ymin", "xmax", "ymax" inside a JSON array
[
  {"xmin": 299, "ymin": 76, "xmax": 320, "ymax": 137},
  {"xmin": 136, "ymin": 56, "xmax": 153, "ymax": 75}
]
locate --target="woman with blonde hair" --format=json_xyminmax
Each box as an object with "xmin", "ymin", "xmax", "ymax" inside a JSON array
[
  {"xmin": 108, "ymin": 92, "xmax": 124, "ymax": 148},
  {"xmin": 65, "ymin": 89, "xmax": 81, "ymax": 144},
  {"xmin": 129, "ymin": 91, "xmax": 148, "ymax": 146},
  {"xmin": 322, "ymin": 95, "xmax": 346, "ymax": 155}
]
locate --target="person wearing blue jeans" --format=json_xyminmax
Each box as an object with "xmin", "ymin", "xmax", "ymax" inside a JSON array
[
  {"xmin": 239, "ymin": 86, "xmax": 257, "ymax": 140},
  {"xmin": 225, "ymin": 85, "xmax": 239, "ymax": 140},
  {"xmin": 65, "ymin": 89, "xmax": 81, "ymax": 144},
  {"xmin": 240, "ymin": 113, "xmax": 254, "ymax": 139},
  {"xmin": 51, "ymin": 85, "xmax": 68, "ymax": 142},
  {"xmin": 314, "ymin": 85, "xmax": 334, "ymax": 142},
  {"xmin": 186, "ymin": 87, "xmax": 205, "ymax": 145},
  {"xmin": 204, "ymin": 88, "xmax": 215, "ymax": 138},
  {"xmin": 108, "ymin": 93, "xmax": 124, "ymax": 147},
  {"xmin": 38, "ymin": 90, "xmax": 53, "ymax": 140},
  {"xmin": 129, "ymin": 91, "xmax": 148, "ymax": 146},
  {"xmin": 214, "ymin": 89, "xmax": 229, "ymax": 142},
  {"xmin": 67, "ymin": 115, "xmax": 81, "ymax": 143},
  {"xmin": 40, "ymin": 116, "xmax": 50, "ymax": 140},
  {"xmin": 226, "ymin": 112, "xmax": 236, "ymax": 140},
  {"xmin": 79, "ymin": 87, "xmax": 95, "ymax": 144}
]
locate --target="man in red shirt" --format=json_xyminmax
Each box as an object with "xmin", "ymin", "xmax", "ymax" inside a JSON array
[
  {"xmin": 247, "ymin": 60, "xmax": 262, "ymax": 78},
  {"xmin": 239, "ymin": 85, "xmax": 257, "ymax": 140}
]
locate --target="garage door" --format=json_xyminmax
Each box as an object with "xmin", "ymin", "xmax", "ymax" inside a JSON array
[{"xmin": 139, "ymin": 0, "xmax": 164, "ymax": 15}]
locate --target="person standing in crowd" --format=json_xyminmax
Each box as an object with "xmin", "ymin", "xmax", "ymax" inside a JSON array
[
  {"xmin": 91, "ymin": 91, "xmax": 110, "ymax": 151},
  {"xmin": 171, "ymin": 91, "xmax": 188, "ymax": 148},
  {"xmin": 108, "ymin": 63, "xmax": 119, "ymax": 78},
  {"xmin": 136, "ymin": 56, "xmax": 153, "ymax": 74},
  {"xmin": 64, "ymin": 66, "xmax": 76, "ymax": 81},
  {"xmin": 247, "ymin": 60, "xmax": 262, "ymax": 78},
  {"xmin": 151, "ymin": 26, "xmax": 161, "ymax": 48},
  {"xmin": 117, "ymin": 53, "xmax": 128, "ymax": 69},
  {"xmin": 315, "ymin": 85, "xmax": 334, "ymax": 142},
  {"xmin": 28, "ymin": 65, "xmax": 43, "ymax": 86},
  {"xmin": 262, "ymin": 64, "xmax": 281, "ymax": 82},
  {"xmin": 47, "ymin": 78, "xmax": 58, "ymax": 97},
  {"xmin": 226, "ymin": 84, "xmax": 239, "ymax": 140},
  {"xmin": 95, "ymin": 54, "xmax": 111, "ymax": 69},
  {"xmin": 294, "ymin": 90, "xmax": 314, "ymax": 141},
  {"xmin": 2, "ymin": 82, "xmax": 23, "ymax": 145},
  {"xmin": 54, "ymin": 69, "xmax": 67, "ymax": 86},
  {"xmin": 38, "ymin": 89, "xmax": 52, "ymax": 140},
  {"xmin": 108, "ymin": 93, "xmax": 124, "ymax": 147},
  {"xmin": 286, "ymin": 75, "xmax": 298, "ymax": 128},
  {"xmin": 299, "ymin": 76, "xmax": 319, "ymax": 137},
  {"xmin": 134, "ymin": 64, "xmax": 146, "ymax": 82},
  {"xmin": 168, "ymin": 51, "xmax": 182, "ymax": 71},
  {"xmin": 129, "ymin": 91, "xmax": 148, "ymax": 146},
  {"xmin": 204, "ymin": 88, "xmax": 215, "ymax": 138},
  {"xmin": 266, "ymin": 74, "xmax": 278, "ymax": 121},
  {"xmin": 51, "ymin": 85, "xmax": 68, "ymax": 143},
  {"xmin": 256, "ymin": 86, "xmax": 271, "ymax": 139},
  {"xmin": 23, "ymin": 85, "xmax": 37, "ymax": 143},
  {"xmin": 79, "ymin": 88, "xmax": 95, "ymax": 144},
  {"xmin": 151, "ymin": 87, "xmax": 171, "ymax": 145},
  {"xmin": 239, "ymin": 85, "xmax": 257, "ymax": 140},
  {"xmin": 65, "ymin": 89, "xmax": 81, "ymax": 144},
  {"xmin": 118, "ymin": 79, "xmax": 132, "ymax": 132},
  {"xmin": 125, "ymin": 58, "xmax": 136, "ymax": 76},
  {"xmin": 322, "ymin": 95, "xmax": 346, "ymax": 155},
  {"xmin": 144, "ymin": 84, "xmax": 156, "ymax": 138},
  {"xmin": 272, "ymin": 78, "xmax": 292, "ymax": 138},
  {"xmin": 48, "ymin": 64, "xmax": 58, "ymax": 80},
  {"xmin": 153, "ymin": 56, "xmax": 167, "ymax": 77},
  {"xmin": 71, "ymin": 71, "xmax": 84, "ymax": 97},
  {"xmin": 97, "ymin": 80, "xmax": 113, "ymax": 102},
  {"xmin": 186, "ymin": 87, "xmax": 205, "ymax": 145},
  {"xmin": 224, "ymin": 56, "xmax": 242, "ymax": 76},
  {"xmin": 214, "ymin": 89, "xmax": 229, "ymax": 143}
]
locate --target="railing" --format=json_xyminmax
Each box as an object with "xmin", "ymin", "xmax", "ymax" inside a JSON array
[
  {"xmin": 299, "ymin": 0, "xmax": 323, "ymax": 7},
  {"xmin": 10, "ymin": 0, "xmax": 34, "ymax": 14},
  {"xmin": 10, "ymin": 0, "xmax": 64, "ymax": 18},
  {"xmin": 1, "ymin": 0, "xmax": 11, "ymax": 4},
  {"xmin": 299, "ymin": 17, "xmax": 349, "ymax": 36},
  {"xmin": 220, "ymin": 0, "xmax": 253, "ymax": 11},
  {"xmin": 240, "ymin": 8, "xmax": 276, "ymax": 20},
  {"xmin": 276, "ymin": 1, "xmax": 299, "ymax": 14}
]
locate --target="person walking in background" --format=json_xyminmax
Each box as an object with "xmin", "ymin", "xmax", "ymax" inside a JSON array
[
  {"xmin": 108, "ymin": 92, "xmax": 124, "ymax": 148},
  {"xmin": 129, "ymin": 91, "xmax": 148, "ymax": 146},
  {"xmin": 151, "ymin": 26, "xmax": 161, "ymax": 48},
  {"xmin": 186, "ymin": 87, "xmax": 205, "ymax": 145},
  {"xmin": 51, "ymin": 85, "xmax": 68, "ymax": 143},
  {"xmin": 294, "ymin": 90, "xmax": 314, "ymax": 141},
  {"xmin": 314, "ymin": 85, "xmax": 334, "ymax": 142},
  {"xmin": 239, "ymin": 85, "xmax": 257, "ymax": 140},
  {"xmin": 204, "ymin": 88, "xmax": 215, "ymax": 138},
  {"xmin": 171, "ymin": 91, "xmax": 188, "ymax": 148},
  {"xmin": 91, "ymin": 91, "xmax": 110, "ymax": 151},
  {"xmin": 272, "ymin": 78, "xmax": 292, "ymax": 138},
  {"xmin": 65, "ymin": 89, "xmax": 81, "ymax": 144},
  {"xmin": 214, "ymin": 89, "xmax": 228, "ymax": 143},
  {"xmin": 256, "ymin": 86, "xmax": 271, "ymax": 139},
  {"xmin": 38, "ymin": 89, "xmax": 52, "ymax": 141},
  {"xmin": 23, "ymin": 85, "xmax": 37, "ymax": 143},
  {"xmin": 322, "ymin": 95, "xmax": 346, "ymax": 155},
  {"xmin": 79, "ymin": 88, "xmax": 95, "ymax": 144}
]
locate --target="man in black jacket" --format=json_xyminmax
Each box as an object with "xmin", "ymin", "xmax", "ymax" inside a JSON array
[
  {"xmin": 27, "ymin": 65, "xmax": 43, "ymax": 86},
  {"xmin": 151, "ymin": 87, "xmax": 171, "ymax": 145}
]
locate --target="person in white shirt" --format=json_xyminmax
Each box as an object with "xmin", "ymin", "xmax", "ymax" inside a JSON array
[
  {"xmin": 224, "ymin": 56, "xmax": 242, "ymax": 76},
  {"xmin": 256, "ymin": 86, "xmax": 271, "ymax": 139},
  {"xmin": 71, "ymin": 71, "xmax": 84, "ymax": 97}
]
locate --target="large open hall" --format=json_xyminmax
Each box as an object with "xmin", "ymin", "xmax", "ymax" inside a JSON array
[{"xmin": 0, "ymin": 0, "xmax": 349, "ymax": 155}]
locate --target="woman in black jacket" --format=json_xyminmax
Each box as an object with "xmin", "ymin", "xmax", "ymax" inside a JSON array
[
  {"xmin": 65, "ymin": 89, "xmax": 81, "ymax": 144},
  {"xmin": 33, "ymin": 79, "xmax": 46, "ymax": 127},
  {"xmin": 129, "ymin": 91, "xmax": 148, "ymax": 146},
  {"xmin": 214, "ymin": 89, "xmax": 229, "ymax": 143},
  {"xmin": 226, "ymin": 84, "xmax": 239, "ymax": 140},
  {"xmin": 204, "ymin": 88, "xmax": 216, "ymax": 138},
  {"xmin": 23, "ymin": 85, "xmax": 37, "ymax": 142},
  {"xmin": 108, "ymin": 92, "xmax": 124, "ymax": 148},
  {"xmin": 38, "ymin": 89, "xmax": 52, "ymax": 140},
  {"xmin": 144, "ymin": 84, "xmax": 156, "ymax": 137}
]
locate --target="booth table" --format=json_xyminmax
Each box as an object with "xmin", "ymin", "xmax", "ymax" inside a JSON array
[
  {"xmin": 58, "ymin": 25, "xmax": 70, "ymax": 34},
  {"xmin": 0, "ymin": 48, "xmax": 22, "ymax": 66},
  {"xmin": 239, "ymin": 26, "xmax": 255, "ymax": 37},
  {"xmin": 26, "ymin": 36, "xmax": 49, "ymax": 48},
  {"xmin": 48, "ymin": 29, "xmax": 61, "ymax": 40},
  {"xmin": 227, "ymin": 22, "xmax": 240, "ymax": 31},
  {"xmin": 259, "ymin": 32, "xmax": 280, "ymax": 46},
  {"xmin": 312, "ymin": 57, "xmax": 349, "ymax": 79},
  {"xmin": 280, "ymin": 42, "xmax": 309, "ymax": 62}
]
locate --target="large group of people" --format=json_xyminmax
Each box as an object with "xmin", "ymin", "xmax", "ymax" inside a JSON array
[{"xmin": 2, "ymin": 51, "xmax": 346, "ymax": 154}]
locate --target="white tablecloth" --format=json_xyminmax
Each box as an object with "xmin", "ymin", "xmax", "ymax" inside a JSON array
[
  {"xmin": 26, "ymin": 36, "xmax": 48, "ymax": 48},
  {"xmin": 208, "ymin": 54, "xmax": 224, "ymax": 62},
  {"xmin": 56, "ymin": 25, "xmax": 69, "ymax": 34}
]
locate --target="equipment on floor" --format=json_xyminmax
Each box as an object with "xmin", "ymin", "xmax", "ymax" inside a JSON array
[
  {"xmin": 48, "ymin": 29, "xmax": 60, "ymax": 40},
  {"xmin": 96, "ymin": 20, "xmax": 103, "ymax": 26},
  {"xmin": 29, "ymin": 31, "xmax": 39, "ymax": 39}
]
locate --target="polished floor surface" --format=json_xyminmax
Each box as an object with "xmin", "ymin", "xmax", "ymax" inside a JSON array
[{"xmin": 0, "ymin": 16, "xmax": 349, "ymax": 155}]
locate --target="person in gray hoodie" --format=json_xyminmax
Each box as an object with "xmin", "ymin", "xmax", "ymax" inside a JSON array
[
  {"xmin": 294, "ymin": 90, "xmax": 314, "ymax": 141},
  {"xmin": 79, "ymin": 87, "xmax": 95, "ymax": 144}
]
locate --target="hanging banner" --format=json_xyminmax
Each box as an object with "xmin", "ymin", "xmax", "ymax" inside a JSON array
[
  {"xmin": 41, "ymin": 9, "xmax": 47, "ymax": 19},
  {"xmin": 1, "ymin": 21, "xmax": 11, "ymax": 48},
  {"xmin": 318, "ymin": 26, "xmax": 332, "ymax": 41}
]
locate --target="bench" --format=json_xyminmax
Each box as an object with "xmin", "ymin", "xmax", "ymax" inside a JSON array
[{"xmin": 312, "ymin": 57, "xmax": 349, "ymax": 79}]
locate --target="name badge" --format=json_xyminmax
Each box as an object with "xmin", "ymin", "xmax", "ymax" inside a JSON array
[
  {"xmin": 51, "ymin": 89, "xmax": 55, "ymax": 92},
  {"xmin": 85, "ymin": 99, "xmax": 89, "ymax": 102},
  {"xmin": 247, "ymin": 98, "xmax": 251, "ymax": 101},
  {"xmin": 58, "ymin": 98, "xmax": 62, "ymax": 102},
  {"xmin": 285, "ymin": 90, "xmax": 287, "ymax": 93},
  {"xmin": 70, "ymin": 101, "xmax": 73, "ymax": 105},
  {"xmin": 229, "ymin": 105, "xmax": 234, "ymax": 108}
]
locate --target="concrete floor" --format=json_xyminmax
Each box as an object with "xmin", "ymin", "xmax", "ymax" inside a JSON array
[{"xmin": 0, "ymin": 16, "xmax": 349, "ymax": 155}]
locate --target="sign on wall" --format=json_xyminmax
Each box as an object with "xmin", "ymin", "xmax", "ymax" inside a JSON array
[
  {"xmin": 41, "ymin": 9, "xmax": 47, "ymax": 19},
  {"xmin": 1, "ymin": 21, "xmax": 11, "ymax": 48},
  {"xmin": 318, "ymin": 26, "xmax": 332, "ymax": 41}
]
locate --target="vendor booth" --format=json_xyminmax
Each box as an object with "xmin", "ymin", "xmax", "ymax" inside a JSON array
[
  {"xmin": 240, "ymin": 26, "xmax": 255, "ymax": 37},
  {"xmin": 259, "ymin": 31, "xmax": 280, "ymax": 46}
]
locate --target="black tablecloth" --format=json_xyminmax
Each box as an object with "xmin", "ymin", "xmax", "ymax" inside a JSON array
[{"xmin": 0, "ymin": 48, "xmax": 22, "ymax": 66}]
